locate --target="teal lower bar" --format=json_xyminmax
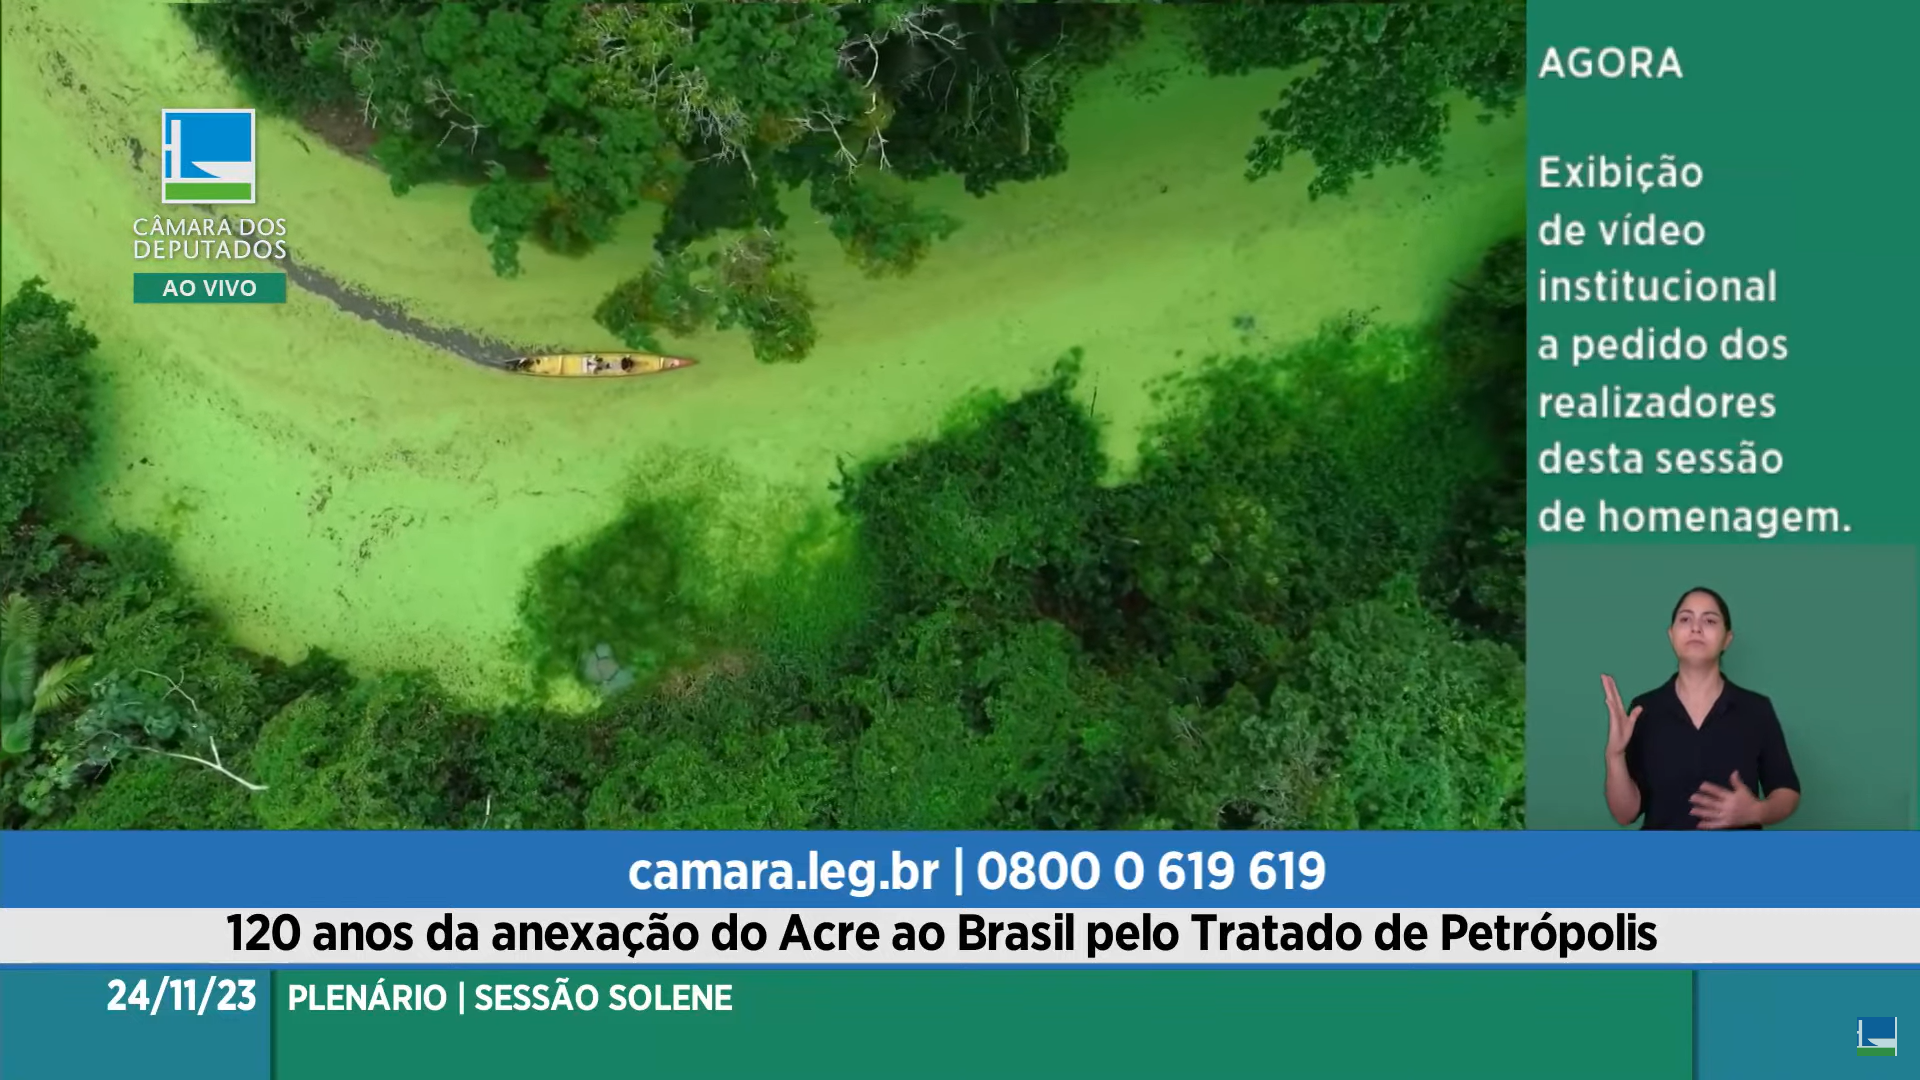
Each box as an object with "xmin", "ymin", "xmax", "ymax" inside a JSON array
[
  {"xmin": 0, "ymin": 970, "xmax": 272, "ymax": 1080},
  {"xmin": 1698, "ymin": 970, "xmax": 1918, "ymax": 1076}
]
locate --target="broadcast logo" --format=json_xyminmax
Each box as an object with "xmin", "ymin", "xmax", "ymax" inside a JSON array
[
  {"xmin": 161, "ymin": 108, "xmax": 256, "ymax": 204},
  {"xmin": 1858, "ymin": 1017, "xmax": 1897, "ymax": 1057}
]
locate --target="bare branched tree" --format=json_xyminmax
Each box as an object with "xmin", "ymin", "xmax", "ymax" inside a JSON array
[
  {"xmin": 336, "ymin": 33, "xmax": 380, "ymax": 68},
  {"xmin": 839, "ymin": 4, "xmax": 964, "ymax": 87},
  {"xmin": 423, "ymin": 76, "xmax": 484, "ymax": 150},
  {"xmin": 356, "ymin": 85, "xmax": 380, "ymax": 129},
  {"xmin": 579, "ymin": 5, "xmax": 759, "ymax": 175},
  {"xmin": 131, "ymin": 669, "xmax": 268, "ymax": 792},
  {"xmin": 788, "ymin": 89, "xmax": 893, "ymax": 174}
]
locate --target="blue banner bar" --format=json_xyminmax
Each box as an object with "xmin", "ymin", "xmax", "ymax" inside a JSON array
[{"xmin": 5, "ymin": 832, "xmax": 1916, "ymax": 909}]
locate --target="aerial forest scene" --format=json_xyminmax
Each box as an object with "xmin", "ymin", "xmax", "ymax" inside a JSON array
[{"xmin": 1, "ymin": 0, "xmax": 1527, "ymax": 830}]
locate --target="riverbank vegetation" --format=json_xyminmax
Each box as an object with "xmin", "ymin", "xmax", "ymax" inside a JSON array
[
  {"xmin": 179, "ymin": 0, "xmax": 1523, "ymax": 361},
  {"xmin": 0, "ymin": 233, "xmax": 1524, "ymax": 829}
]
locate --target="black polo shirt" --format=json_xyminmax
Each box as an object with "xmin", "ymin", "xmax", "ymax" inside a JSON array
[{"xmin": 1623, "ymin": 675, "xmax": 1800, "ymax": 830}]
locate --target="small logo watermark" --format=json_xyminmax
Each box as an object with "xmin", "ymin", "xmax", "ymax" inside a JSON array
[
  {"xmin": 1858, "ymin": 1016, "xmax": 1897, "ymax": 1057},
  {"xmin": 161, "ymin": 108, "xmax": 256, "ymax": 204}
]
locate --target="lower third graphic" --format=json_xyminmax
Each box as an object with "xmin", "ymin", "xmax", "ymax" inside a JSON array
[{"xmin": 1858, "ymin": 1016, "xmax": 1897, "ymax": 1057}]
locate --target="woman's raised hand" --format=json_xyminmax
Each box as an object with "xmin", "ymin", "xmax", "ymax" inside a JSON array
[{"xmin": 1602, "ymin": 674, "xmax": 1642, "ymax": 757}]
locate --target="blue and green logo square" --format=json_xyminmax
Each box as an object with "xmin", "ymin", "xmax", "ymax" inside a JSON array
[
  {"xmin": 161, "ymin": 108, "xmax": 255, "ymax": 204},
  {"xmin": 1858, "ymin": 1016, "xmax": 1897, "ymax": 1057}
]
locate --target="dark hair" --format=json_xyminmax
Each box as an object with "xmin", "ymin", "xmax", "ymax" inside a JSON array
[{"xmin": 1670, "ymin": 586, "xmax": 1732, "ymax": 630}]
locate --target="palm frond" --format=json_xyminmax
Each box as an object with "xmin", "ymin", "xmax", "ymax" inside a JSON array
[
  {"xmin": 0, "ymin": 595, "xmax": 41, "ymax": 729},
  {"xmin": 0, "ymin": 593, "xmax": 39, "ymax": 646},
  {"xmin": 33, "ymin": 654, "xmax": 96, "ymax": 714}
]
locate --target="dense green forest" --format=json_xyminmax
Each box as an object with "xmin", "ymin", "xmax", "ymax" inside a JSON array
[
  {"xmin": 179, "ymin": 0, "xmax": 1524, "ymax": 360},
  {"xmin": 1, "ymin": 1, "xmax": 1527, "ymax": 829},
  {"xmin": 0, "ymin": 229, "xmax": 1523, "ymax": 829}
]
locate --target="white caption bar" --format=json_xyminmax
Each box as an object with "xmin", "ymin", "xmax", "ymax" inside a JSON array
[{"xmin": 3, "ymin": 908, "xmax": 1914, "ymax": 965}]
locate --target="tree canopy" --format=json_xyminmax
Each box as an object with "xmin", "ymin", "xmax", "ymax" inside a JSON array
[
  {"xmin": 180, "ymin": 1, "xmax": 1525, "ymax": 360},
  {"xmin": 1190, "ymin": 1, "xmax": 1525, "ymax": 197},
  {"xmin": 1, "ymin": 280, "xmax": 97, "ymax": 587},
  {"xmin": 2, "ymin": 238, "xmax": 1526, "ymax": 830}
]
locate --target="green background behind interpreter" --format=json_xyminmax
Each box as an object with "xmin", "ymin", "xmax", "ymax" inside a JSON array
[{"xmin": 1526, "ymin": 544, "xmax": 1918, "ymax": 830}]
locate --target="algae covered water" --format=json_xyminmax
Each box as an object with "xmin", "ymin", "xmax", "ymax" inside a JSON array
[{"xmin": 1, "ymin": 1, "xmax": 1524, "ymax": 693}]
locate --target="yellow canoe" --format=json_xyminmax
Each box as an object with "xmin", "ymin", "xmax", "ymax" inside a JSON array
[{"xmin": 505, "ymin": 352, "xmax": 697, "ymax": 377}]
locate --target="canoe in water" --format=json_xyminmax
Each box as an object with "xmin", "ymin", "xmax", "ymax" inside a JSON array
[{"xmin": 505, "ymin": 352, "xmax": 696, "ymax": 377}]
